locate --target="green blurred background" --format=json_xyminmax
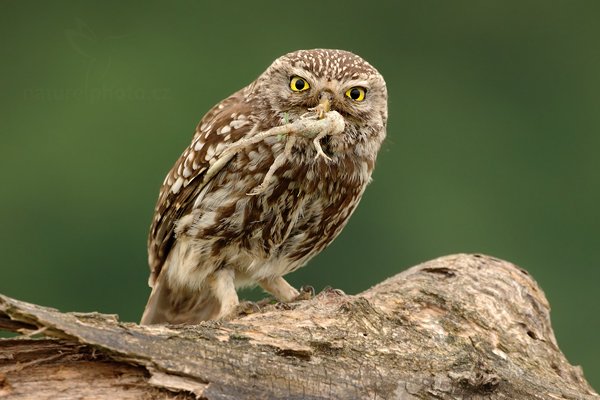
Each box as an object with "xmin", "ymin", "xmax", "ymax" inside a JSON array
[{"xmin": 1, "ymin": 0, "xmax": 598, "ymax": 389}]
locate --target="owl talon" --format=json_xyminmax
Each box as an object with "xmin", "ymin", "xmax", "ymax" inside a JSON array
[
  {"xmin": 294, "ymin": 285, "xmax": 315, "ymax": 301},
  {"xmin": 274, "ymin": 301, "xmax": 294, "ymax": 311},
  {"xmin": 231, "ymin": 300, "xmax": 261, "ymax": 318},
  {"xmin": 320, "ymin": 286, "xmax": 346, "ymax": 296}
]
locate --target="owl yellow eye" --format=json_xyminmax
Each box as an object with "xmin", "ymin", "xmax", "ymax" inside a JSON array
[
  {"xmin": 345, "ymin": 87, "xmax": 367, "ymax": 102},
  {"xmin": 290, "ymin": 76, "xmax": 310, "ymax": 92}
]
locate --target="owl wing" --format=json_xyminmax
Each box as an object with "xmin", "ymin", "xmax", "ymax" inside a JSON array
[{"xmin": 147, "ymin": 86, "xmax": 257, "ymax": 285}]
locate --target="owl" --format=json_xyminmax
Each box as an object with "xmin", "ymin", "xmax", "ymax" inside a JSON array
[{"xmin": 141, "ymin": 49, "xmax": 388, "ymax": 324}]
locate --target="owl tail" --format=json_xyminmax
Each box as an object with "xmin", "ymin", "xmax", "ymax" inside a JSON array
[{"xmin": 140, "ymin": 270, "xmax": 222, "ymax": 325}]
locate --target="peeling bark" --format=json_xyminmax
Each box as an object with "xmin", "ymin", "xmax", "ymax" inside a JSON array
[{"xmin": 0, "ymin": 254, "xmax": 597, "ymax": 399}]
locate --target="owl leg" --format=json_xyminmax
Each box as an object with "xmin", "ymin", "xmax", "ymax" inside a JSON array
[
  {"xmin": 141, "ymin": 269, "xmax": 224, "ymax": 325},
  {"xmin": 258, "ymin": 277, "xmax": 300, "ymax": 302},
  {"xmin": 209, "ymin": 268, "xmax": 240, "ymax": 319}
]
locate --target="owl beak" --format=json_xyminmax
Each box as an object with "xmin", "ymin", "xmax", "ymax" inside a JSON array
[{"xmin": 315, "ymin": 91, "xmax": 332, "ymax": 119}]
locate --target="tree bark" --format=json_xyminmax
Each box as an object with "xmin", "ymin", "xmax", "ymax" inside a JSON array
[{"xmin": 0, "ymin": 254, "xmax": 597, "ymax": 399}]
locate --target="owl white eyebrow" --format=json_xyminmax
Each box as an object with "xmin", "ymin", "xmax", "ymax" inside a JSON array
[
  {"xmin": 289, "ymin": 68, "xmax": 316, "ymax": 83},
  {"xmin": 344, "ymin": 80, "xmax": 370, "ymax": 89}
]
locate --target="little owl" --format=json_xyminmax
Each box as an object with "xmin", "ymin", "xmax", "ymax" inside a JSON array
[{"xmin": 141, "ymin": 49, "xmax": 388, "ymax": 324}]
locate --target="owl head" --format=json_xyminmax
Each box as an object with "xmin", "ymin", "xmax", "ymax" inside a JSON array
[{"xmin": 251, "ymin": 49, "xmax": 388, "ymax": 146}]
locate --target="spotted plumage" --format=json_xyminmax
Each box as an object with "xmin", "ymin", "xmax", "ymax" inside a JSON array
[{"xmin": 141, "ymin": 49, "xmax": 388, "ymax": 324}]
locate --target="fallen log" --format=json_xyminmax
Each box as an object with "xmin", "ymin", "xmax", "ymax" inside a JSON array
[{"xmin": 0, "ymin": 254, "xmax": 597, "ymax": 399}]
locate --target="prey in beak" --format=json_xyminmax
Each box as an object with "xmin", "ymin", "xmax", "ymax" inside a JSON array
[{"xmin": 310, "ymin": 91, "xmax": 333, "ymax": 119}]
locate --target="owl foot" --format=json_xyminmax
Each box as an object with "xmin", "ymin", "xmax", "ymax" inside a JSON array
[
  {"xmin": 320, "ymin": 286, "xmax": 346, "ymax": 296},
  {"xmin": 265, "ymin": 285, "xmax": 313, "ymax": 310},
  {"xmin": 294, "ymin": 285, "xmax": 315, "ymax": 301},
  {"xmin": 230, "ymin": 300, "xmax": 261, "ymax": 318}
]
